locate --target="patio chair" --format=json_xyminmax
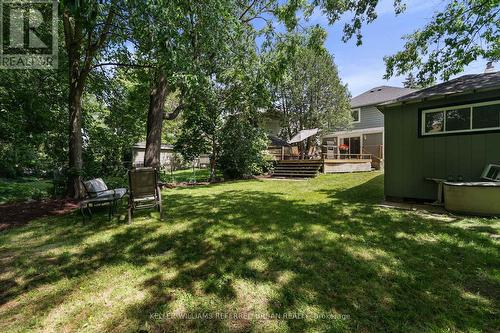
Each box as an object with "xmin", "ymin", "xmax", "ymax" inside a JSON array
[
  {"xmin": 128, "ymin": 167, "xmax": 163, "ymax": 223},
  {"xmin": 80, "ymin": 178, "xmax": 127, "ymax": 220}
]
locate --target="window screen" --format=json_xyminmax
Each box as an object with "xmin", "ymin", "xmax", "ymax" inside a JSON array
[
  {"xmin": 446, "ymin": 108, "xmax": 471, "ymax": 131},
  {"xmin": 472, "ymin": 104, "xmax": 500, "ymax": 129},
  {"xmin": 424, "ymin": 111, "xmax": 444, "ymax": 134}
]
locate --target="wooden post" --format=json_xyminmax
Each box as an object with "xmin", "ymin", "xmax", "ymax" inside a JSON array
[{"xmin": 281, "ymin": 146, "xmax": 284, "ymax": 160}]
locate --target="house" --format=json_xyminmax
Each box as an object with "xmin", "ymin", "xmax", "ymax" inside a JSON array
[
  {"xmin": 322, "ymin": 86, "xmax": 416, "ymax": 170},
  {"xmin": 377, "ymin": 71, "xmax": 500, "ymax": 201},
  {"xmin": 261, "ymin": 109, "xmax": 282, "ymax": 137}
]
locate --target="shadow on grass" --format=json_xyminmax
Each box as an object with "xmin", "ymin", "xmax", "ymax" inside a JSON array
[{"xmin": 0, "ymin": 174, "xmax": 499, "ymax": 332}]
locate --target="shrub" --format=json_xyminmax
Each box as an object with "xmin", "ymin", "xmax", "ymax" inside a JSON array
[{"xmin": 218, "ymin": 116, "xmax": 269, "ymax": 179}]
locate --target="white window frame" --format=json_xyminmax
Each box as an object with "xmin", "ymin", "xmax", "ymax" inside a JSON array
[
  {"xmin": 421, "ymin": 100, "xmax": 500, "ymax": 136},
  {"xmin": 351, "ymin": 108, "xmax": 361, "ymax": 124}
]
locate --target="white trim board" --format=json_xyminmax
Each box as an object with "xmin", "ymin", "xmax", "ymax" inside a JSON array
[
  {"xmin": 323, "ymin": 127, "xmax": 384, "ymax": 138},
  {"xmin": 421, "ymin": 99, "xmax": 500, "ymax": 136},
  {"xmin": 351, "ymin": 108, "xmax": 361, "ymax": 123}
]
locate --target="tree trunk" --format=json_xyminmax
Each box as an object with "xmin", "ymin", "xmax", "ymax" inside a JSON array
[
  {"xmin": 305, "ymin": 138, "xmax": 311, "ymax": 159},
  {"xmin": 67, "ymin": 65, "xmax": 84, "ymax": 198},
  {"xmin": 299, "ymin": 141, "xmax": 306, "ymax": 159},
  {"xmin": 209, "ymin": 136, "xmax": 217, "ymax": 182},
  {"xmin": 62, "ymin": 5, "xmax": 115, "ymax": 198},
  {"xmin": 209, "ymin": 157, "xmax": 216, "ymax": 181},
  {"xmin": 144, "ymin": 73, "xmax": 168, "ymax": 168}
]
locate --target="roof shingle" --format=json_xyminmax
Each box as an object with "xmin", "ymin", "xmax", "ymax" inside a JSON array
[
  {"xmin": 350, "ymin": 86, "xmax": 417, "ymax": 108},
  {"xmin": 379, "ymin": 72, "xmax": 500, "ymax": 106}
]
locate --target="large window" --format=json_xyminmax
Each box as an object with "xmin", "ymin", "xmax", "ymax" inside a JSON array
[
  {"xmin": 473, "ymin": 104, "xmax": 500, "ymax": 129},
  {"xmin": 351, "ymin": 109, "xmax": 360, "ymax": 123},
  {"xmin": 424, "ymin": 111, "xmax": 444, "ymax": 133},
  {"xmin": 421, "ymin": 100, "xmax": 500, "ymax": 136}
]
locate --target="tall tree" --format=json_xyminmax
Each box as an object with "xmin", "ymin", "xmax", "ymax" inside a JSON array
[
  {"xmin": 0, "ymin": 69, "xmax": 67, "ymax": 177},
  {"xmin": 126, "ymin": 0, "xmax": 240, "ymax": 168},
  {"xmin": 174, "ymin": 84, "xmax": 222, "ymax": 180},
  {"xmin": 272, "ymin": 43, "xmax": 351, "ymax": 156},
  {"xmin": 403, "ymin": 73, "xmax": 418, "ymax": 89},
  {"xmin": 384, "ymin": 0, "xmax": 499, "ymax": 84},
  {"xmin": 174, "ymin": 10, "xmax": 272, "ymax": 181},
  {"xmin": 137, "ymin": 0, "xmax": 396, "ymax": 168},
  {"xmin": 403, "ymin": 72, "xmax": 435, "ymax": 89},
  {"xmin": 82, "ymin": 68, "xmax": 149, "ymax": 176},
  {"xmin": 62, "ymin": 0, "xmax": 119, "ymax": 197}
]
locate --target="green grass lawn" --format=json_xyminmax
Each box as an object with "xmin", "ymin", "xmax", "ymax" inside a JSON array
[
  {"xmin": 0, "ymin": 178, "xmax": 53, "ymax": 204},
  {"xmin": 0, "ymin": 169, "xmax": 213, "ymax": 205},
  {"xmin": 161, "ymin": 168, "xmax": 214, "ymax": 183},
  {"xmin": 0, "ymin": 172, "xmax": 498, "ymax": 332},
  {"xmin": 99, "ymin": 169, "xmax": 214, "ymax": 190}
]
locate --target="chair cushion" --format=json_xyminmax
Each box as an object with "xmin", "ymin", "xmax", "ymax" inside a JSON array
[
  {"xmin": 84, "ymin": 178, "xmax": 108, "ymax": 197},
  {"xmin": 113, "ymin": 188, "xmax": 127, "ymax": 198},
  {"xmin": 94, "ymin": 189, "xmax": 116, "ymax": 198}
]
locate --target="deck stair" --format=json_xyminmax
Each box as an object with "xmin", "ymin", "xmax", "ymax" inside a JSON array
[{"xmin": 272, "ymin": 160, "xmax": 323, "ymax": 178}]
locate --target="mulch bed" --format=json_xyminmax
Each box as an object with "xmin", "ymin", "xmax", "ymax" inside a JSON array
[
  {"xmin": 161, "ymin": 181, "xmax": 212, "ymax": 189},
  {"xmin": 0, "ymin": 199, "xmax": 79, "ymax": 232}
]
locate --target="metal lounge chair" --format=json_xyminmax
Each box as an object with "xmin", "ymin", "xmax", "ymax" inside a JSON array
[{"xmin": 128, "ymin": 167, "xmax": 163, "ymax": 223}]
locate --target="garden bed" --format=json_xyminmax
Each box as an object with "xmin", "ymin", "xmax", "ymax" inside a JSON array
[{"xmin": 0, "ymin": 199, "xmax": 78, "ymax": 232}]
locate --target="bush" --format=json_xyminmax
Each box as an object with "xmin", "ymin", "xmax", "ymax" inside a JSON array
[
  {"xmin": 0, "ymin": 178, "xmax": 53, "ymax": 204},
  {"xmin": 218, "ymin": 116, "xmax": 269, "ymax": 179}
]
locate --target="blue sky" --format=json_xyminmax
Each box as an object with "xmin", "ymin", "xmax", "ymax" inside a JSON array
[{"xmin": 306, "ymin": 0, "xmax": 490, "ymax": 96}]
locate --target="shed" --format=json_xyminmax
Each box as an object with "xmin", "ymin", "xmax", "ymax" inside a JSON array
[
  {"xmin": 377, "ymin": 71, "xmax": 500, "ymax": 201},
  {"xmin": 132, "ymin": 142, "xmax": 175, "ymax": 167},
  {"xmin": 132, "ymin": 143, "xmax": 210, "ymax": 168}
]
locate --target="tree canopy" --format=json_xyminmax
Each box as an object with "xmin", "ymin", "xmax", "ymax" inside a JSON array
[
  {"xmin": 271, "ymin": 42, "xmax": 351, "ymax": 140},
  {"xmin": 384, "ymin": 0, "xmax": 499, "ymax": 85},
  {"xmin": 1, "ymin": 0, "xmax": 497, "ymax": 191}
]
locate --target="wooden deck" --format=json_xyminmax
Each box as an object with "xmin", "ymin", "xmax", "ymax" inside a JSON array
[
  {"xmin": 323, "ymin": 158, "xmax": 372, "ymax": 173},
  {"xmin": 271, "ymin": 157, "xmax": 375, "ymax": 176},
  {"xmin": 268, "ymin": 148, "xmax": 378, "ymax": 175},
  {"xmin": 272, "ymin": 160, "xmax": 323, "ymax": 178},
  {"xmin": 324, "ymin": 159, "xmax": 372, "ymax": 163}
]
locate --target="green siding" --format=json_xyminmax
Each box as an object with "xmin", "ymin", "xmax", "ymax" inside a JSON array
[{"xmin": 383, "ymin": 89, "xmax": 500, "ymax": 200}]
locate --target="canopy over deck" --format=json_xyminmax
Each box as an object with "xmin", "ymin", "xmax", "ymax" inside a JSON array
[{"xmin": 288, "ymin": 128, "xmax": 319, "ymax": 144}]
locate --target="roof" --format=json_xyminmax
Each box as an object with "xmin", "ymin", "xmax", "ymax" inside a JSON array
[
  {"xmin": 267, "ymin": 135, "xmax": 290, "ymax": 147},
  {"xmin": 133, "ymin": 142, "xmax": 174, "ymax": 150},
  {"xmin": 350, "ymin": 86, "xmax": 417, "ymax": 108},
  {"xmin": 379, "ymin": 71, "xmax": 500, "ymax": 108}
]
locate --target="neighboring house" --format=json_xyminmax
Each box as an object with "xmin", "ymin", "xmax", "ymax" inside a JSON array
[
  {"xmin": 260, "ymin": 109, "xmax": 290, "ymax": 160},
  {"xmin": 132, "ymin": 143, "xmax": 210, "ymax": 168},
  {"xmin": 378, "ymin": 71, "xmax": 500, "ymax": 201},
  {"xmin": 322, "ymin": 86, "xmax": 416, "ymax": 169},
  {"xmin": 132, "ymin": 143, "xmax": 175, "ymax": 167},
  {"xmin": 261, "ymin": 109, "xmax": 282, "ymax": 137}
]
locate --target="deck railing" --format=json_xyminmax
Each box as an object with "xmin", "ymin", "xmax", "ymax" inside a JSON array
[
  {"xmin": 322, "ymin": 153, "xmax": 372, "ymax": 160},
  {"xmin": 268, "ymin": 147, "xmax": 374, "ymax": 161}
]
